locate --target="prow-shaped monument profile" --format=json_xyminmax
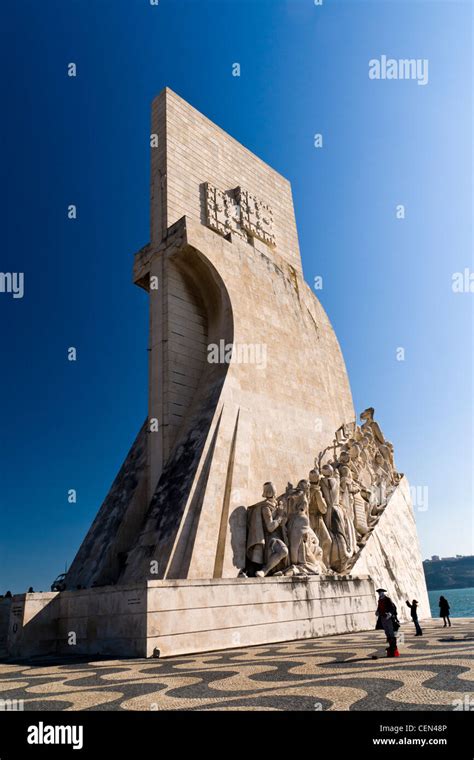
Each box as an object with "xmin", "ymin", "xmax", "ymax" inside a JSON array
[
  {"xmin": 65, "ymin": 87, "xmax": 355, "ymax": 586},
  {"xmin": 3, "ymin": 89, "xmax": 429, "ymax": 660}
]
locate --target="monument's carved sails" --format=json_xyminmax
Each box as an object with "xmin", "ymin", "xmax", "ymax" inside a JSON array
[{"xmin": 64, "ymin": 89, "xmax": 429, "ymax": 620}]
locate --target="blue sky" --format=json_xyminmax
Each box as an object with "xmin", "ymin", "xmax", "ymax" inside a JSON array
[{"xmin": 1, "ymin": 0, "xmax": 472, "ymax": 592}]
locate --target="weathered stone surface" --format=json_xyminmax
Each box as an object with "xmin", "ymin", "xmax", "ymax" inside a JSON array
[
  {"xmin": 65, "ymin": 88, "xmax": 354, "ymax": 586},
  {"xmin": 242, "ymin": 407, "xmax": 410, "ymax": 580},
  {"xmin": 144, "ymin": 576, "xmax": 376, "ymax": 658},
  {"xmin": 12, "ymin": 88, "xmax": 430, "ymax": 665},
  {"xmin": 5, "ymin": 586, "xmax": 147, "ymax": 660},
  {"xmin": 351, "ymin": 476, "xmax": 431, "ymax": 622},
  {"xmin": 2, "ymin": 576, "xmax": 376, "ymax": 660}
]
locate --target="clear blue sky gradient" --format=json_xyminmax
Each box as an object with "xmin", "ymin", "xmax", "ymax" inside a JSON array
[{"xmin": 1, "ymin": 0, "xmax": 472, "ymax": 592}]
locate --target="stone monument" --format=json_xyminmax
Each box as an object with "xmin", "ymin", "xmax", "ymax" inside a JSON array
[{"xmin": 2, "ymin": 89, "xmax": 429, "ymax": 660}]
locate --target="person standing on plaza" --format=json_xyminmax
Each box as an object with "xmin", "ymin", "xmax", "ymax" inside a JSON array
[
  {"xmin": 376, "ymin": 588, "xmax": 400, "ymax": 657},
  {"xmin": 405, "ymin": 599, "xmax": 423, "ymax": 636},
  {"xmin": 439, "ymin": 595, "xmax": 451, "ymax": 627}
]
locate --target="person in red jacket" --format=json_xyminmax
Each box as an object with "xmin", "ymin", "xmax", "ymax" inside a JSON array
[{"xmin": 375, "ymin": 588, "xmax": 400, "ymax": 657}]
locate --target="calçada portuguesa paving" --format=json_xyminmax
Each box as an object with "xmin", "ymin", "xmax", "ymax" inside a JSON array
[{"xmin": 0, "ymin": 619, "xmax": 472, "ymax": 711}]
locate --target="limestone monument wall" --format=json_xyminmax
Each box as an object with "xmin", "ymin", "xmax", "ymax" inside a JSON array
[
  {"xmin": 351, "ymin": 477, "xmax": 431, "ymax": 620},
  {"xmin": 144, "ymin": 576, "xmax": 376, "ymax": 658},
  {"xmin": 28, "ymin": 88, "xmax": 431, "ymax": 663},
  {"xmin": 4, "ymin": 576, "xmax": 376, "ymax": 660},
  {"xmin": 66, "ymin": 88, "xmax": 354, "ymax": 588}
]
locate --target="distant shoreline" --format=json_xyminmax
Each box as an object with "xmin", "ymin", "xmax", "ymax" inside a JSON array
[
  {"xmin": 423, "ymin": 556, "xmax": 474, "ymax": 591},
  {"xmin": 426, "ymin": 583, "xmax": 474, "ymax": 591}
]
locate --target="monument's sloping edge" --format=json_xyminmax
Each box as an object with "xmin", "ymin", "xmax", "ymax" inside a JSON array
[
  {"xmin": 65, "ymin": 421, "xmax": 148, "ymax": 590},
  {"xmin": 351, "ymin": 476, "xmax": 431, "ymax": 621}
]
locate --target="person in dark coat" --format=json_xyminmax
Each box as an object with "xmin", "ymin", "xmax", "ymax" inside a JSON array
[
  {"xmin": 439, "ymin": 596, "xmax": 451, "ymax": 627},
  {"xmin": 406, "ymin": 599, "xmax": 423, "ymax": 636},
  {"xmin": 376, "ymin": 588, "xmax": 400, "ymax": 657}
]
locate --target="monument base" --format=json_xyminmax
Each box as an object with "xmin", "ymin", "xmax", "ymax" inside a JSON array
[
  {"xmin": 1, "ymin": 477, "xmax": 430, "ymax": 662},
  {"xmin": 3, "ymin": 576, "xmax": 379, "ymax": 660}
]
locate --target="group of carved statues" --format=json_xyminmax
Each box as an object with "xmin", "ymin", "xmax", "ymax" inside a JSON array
[{"xmin": 245, "ymin": 408, "xmax": 402, "ymax": 578}]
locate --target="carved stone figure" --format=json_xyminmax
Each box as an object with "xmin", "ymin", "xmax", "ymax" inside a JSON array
[
  {"xmin": 360, "ymin": 407, "xmax": 385, "ymax": 445},
  {"xmin": 320, "ymin": 464, "xmax": 352, "ymax": 573},
  {"xmin": 288, "ymin": 501, "xmax": 308, "ymax": 564},
  {"xmin": 244, "ymin": 408, "xmax": 401, "ymax": 578},
  {"xmin": 246, "ymin": 482, "xmax": 289, "ymax": 577},
  {"xmin": 351, "ymin": 482, "xmax": 371, "ymax": 539},
  {"xmin": 339, "ymin": 466, "xmax": 358, "ymax": 555},
  {"xmin": 371, "ymin": 450, "xmax": 391, "ymax": 509},
  {"xmin": 284, "ymin": 480, "xmax": 325, "ymax": 573},
  {"xmin": 345, "ymin": 441, "xmax": 369, "ymax": 489},
  {"xmin": 287, "ymin": 502, "xmax": 323, "ymax": 572},
  {"xmin": 320, "ymin": 464, "xmax": 339, "ymax": 531},
  {"xmin": 360, "ymin": 407, "xmax": 399, "ymax": 484},
  {"xmin": 308, "ymin": 463, "xmax": 332, "ymax": 568}
]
